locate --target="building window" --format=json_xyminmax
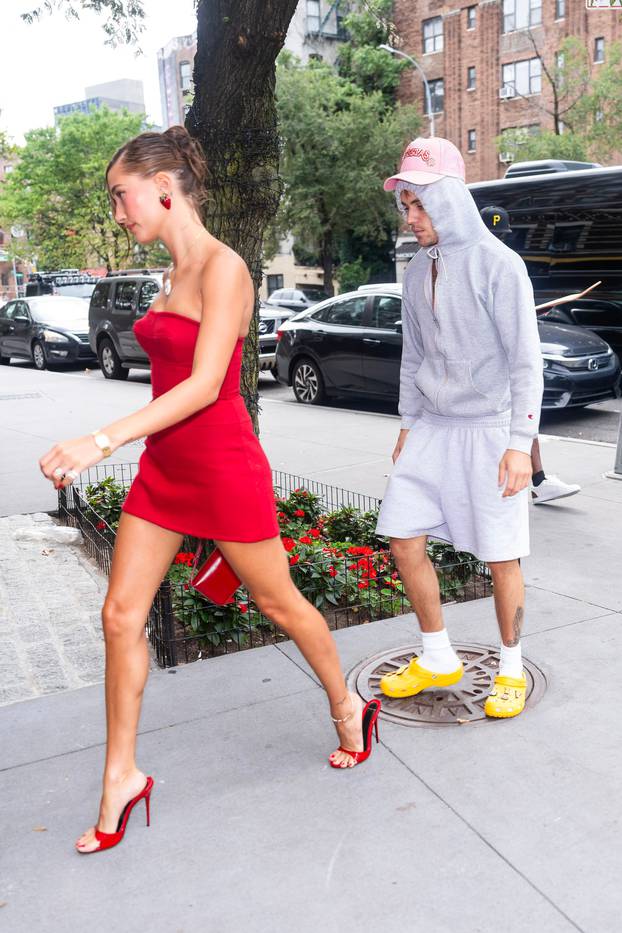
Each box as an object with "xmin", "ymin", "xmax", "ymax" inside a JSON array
[
  {"xmin": 555, "ymin": 0, "xmax": 565, "ymax": 19},
  {"xmin": 179, "ymin": 60, "xmax": 192, "ymax": 93},
  {"xmin": 425, "ymin": 78, "xmax": 444, "ymax": 114},
  {"xmin": 467, "ymin": 66, "xmax": 476, "ymax": 90},
  {"xmin": 306, "ymin": 0, "xmax": 320, "ymax": 34},
  {"xmin": 467, "ymin": 6, "xmax": 477, "ymax": 29},
  {"xmin": 467, "ymin": 129, "xmax": 477, "ymax": 152},
  {"xmin": 423, "ymin": 17, "xmax": 443, "ymax": 54},
  {"xmin": 594, "ymin": 37, "xmax": 605, "ymax": 63},
  {"xmin": 501, "ymin": 58, "xmax": 541, "ymax": 98},
  {"xmin": 267, "ymin": 275, "xmax": 284, "ymax": 295},
  {"xmin": 502, "ymin": 0, "xmax": 542, "ymax": 34}
]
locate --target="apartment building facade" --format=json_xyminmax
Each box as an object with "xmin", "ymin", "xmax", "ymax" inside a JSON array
[
  {"xmin": 393, "ymin": 0, "xmax": 622, "ymax": 182},
  {"xmin": 157, "ymin": 33, "xmax": 198, "ymax": 128}
]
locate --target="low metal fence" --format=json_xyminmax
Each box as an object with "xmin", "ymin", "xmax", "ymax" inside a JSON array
[{"xmin": 58, "ymin": 464, "xmax": 492, "ymax": 668}]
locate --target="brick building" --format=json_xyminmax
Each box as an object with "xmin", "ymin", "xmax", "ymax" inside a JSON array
[
  {"xmin": 392, "ymin": 0, "xmax": 622, "ymax": 182},
  {"xmin": 158, "ymin": 33, "xmax": 198, "ymax": 128}
]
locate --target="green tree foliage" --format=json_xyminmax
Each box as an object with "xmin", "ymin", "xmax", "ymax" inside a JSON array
[
  {"xmin": 337, "ymin": 0, "xmax": 408, "ymax": 104},
  {"xmin": 20, "ymin": 0, "xmax": 145, "ymax": 46},
  {"xmin": 496, "ymin": 36, "xmax": 622, "ymax": 164},
  {"xmin": 276, "ymin": 57, "xmax": 419, "ymax": 294},
  {"xmin": 0, "ymin": 108, "xmax": 167, "ymax": 271}
]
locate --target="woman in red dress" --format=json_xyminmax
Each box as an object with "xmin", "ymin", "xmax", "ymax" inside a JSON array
[{"xmin": 39, "ymin": 127, "xmax": 380, "ymax": 854}]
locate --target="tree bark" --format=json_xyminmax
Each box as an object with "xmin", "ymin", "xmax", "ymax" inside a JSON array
[
  {"xmin": 189, "ymin": 0, "xmax": 299, "ymax": 434},
  {"xmin": 321, "ymin": 230, "xmax": 335, "ymax": 297}
]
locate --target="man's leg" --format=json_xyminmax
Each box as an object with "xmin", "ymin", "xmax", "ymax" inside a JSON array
[
  {"xmin": 379, "ymin": 535, "xmax": 462, "ymax": 698},
  {"xmin": 531, "ymin": 436, "xmax": 581, "ymax": 504},
  {"xmin": 486, "ymin": 559, "xmax": 527, "ymax": 717}
]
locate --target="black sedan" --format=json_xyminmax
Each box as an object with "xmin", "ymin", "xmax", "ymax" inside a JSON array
[
  {"xmin": 0, "ymin": 296, "xmax": 97, "ymax": 370},
  {"xmin": 275, "ymin": 286, "xmax": 621, "ymax": 408}
]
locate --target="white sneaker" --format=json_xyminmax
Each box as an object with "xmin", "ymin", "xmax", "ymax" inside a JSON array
[{"xmin": 532, "ymin": 474, "xmax": 581, "ymax": 504}]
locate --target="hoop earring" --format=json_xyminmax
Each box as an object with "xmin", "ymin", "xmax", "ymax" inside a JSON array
[{"xmin": 159, "ymin": 192, "xmax": 171, "ymax": 210}]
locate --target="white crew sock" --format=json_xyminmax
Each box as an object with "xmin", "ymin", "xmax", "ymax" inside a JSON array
[
  {"xmin": 419, "ymin": 628, "xmax": 461, "ymax": 674},
  {"xmin": 498, "ymin": 643, "xmax": 523, "ymax": 679}
]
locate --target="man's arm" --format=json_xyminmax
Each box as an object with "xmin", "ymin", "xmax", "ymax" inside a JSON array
[
  {"xmin": 491, "ymin": 256, "xmax": 544, "ymax": 455},
  {"xmin": 394, "ymin": 272, "xmax": 426, "ymax": 461}
]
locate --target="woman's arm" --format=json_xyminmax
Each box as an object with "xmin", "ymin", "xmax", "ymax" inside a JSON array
[{"xmin": 39, "ymin": 248, "xmax": 252, "ymax": 487}]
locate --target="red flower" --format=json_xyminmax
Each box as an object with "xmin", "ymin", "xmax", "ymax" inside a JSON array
[
  {"xmin": 357, "ymin": 581, "xmax": 369, "ymax": 589},
  {"xmin": 237, "ymin": 603, "xmax": 248, "ymax": 614},
  {"xmin": 299, "ymin": 535, "xmax": 313, "ymax": 545},
  {"xmin": 347, "ymin": 545, "xmax": 374, "ymax": 556},
  {"xmin": 282, "ymin": 536, "xmax": 296, "ymax": 552},
  {"xmin": 277, "ymin": 511, "xmax": 286, "ymax": 519},
  {"xmin": 328, "ymin": 566, "xmax": 337, "ymax": 577},
  {"xmin": 289, "ymin": 554, "xmax": 300, "ymax": 566},
  {"xmin": 294, "ymin": 509, "xmax": 305, "ymax": 517},
  {"xmin": 174, "ymin": 552, "xmax": 195, "ymax": 565},
  {"xmin": 96, "ymin": 520, "xmax": 106, "ymax": 530},
  {"xmin": 309, "ymin": 528, "xmax": 321, "ymax": 538},
  {"xmin": 391, "ymin": 571, "xmax": 399, "ymax": 580}
]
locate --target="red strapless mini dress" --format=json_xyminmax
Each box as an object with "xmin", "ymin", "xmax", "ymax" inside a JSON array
[{"xmin": 121, "ymin": 309, "xmax": 280, "ymax": 542}]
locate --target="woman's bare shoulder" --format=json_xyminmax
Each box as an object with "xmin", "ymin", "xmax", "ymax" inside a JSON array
[{"xmin": 203, "ymin": 241, "xmax": 250, "ymax": 280}]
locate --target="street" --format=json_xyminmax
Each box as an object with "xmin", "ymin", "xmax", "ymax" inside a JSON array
[{"xmin": 4, "ymin": 356, "xmax": 621, "ymax": 443}]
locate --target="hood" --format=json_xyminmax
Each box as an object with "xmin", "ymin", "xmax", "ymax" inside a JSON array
[
  {"xmin": 538, "ymin": 321, "xmax": 612, "ymax": 355},
  {"xmin": 409, "ymin": 175, "xmax": 492, "ymax": 255}
]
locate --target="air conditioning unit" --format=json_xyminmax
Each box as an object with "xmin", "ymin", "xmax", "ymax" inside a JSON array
[
  {"xmin": 499, "ymin": 152, "xmax": 514, "ymax": 163},
  {"xmin": 499, "ymin": 87, "xmax": 514, "ymax": 100}
]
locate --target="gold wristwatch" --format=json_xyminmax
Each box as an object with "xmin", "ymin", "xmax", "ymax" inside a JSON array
[{"xmin": 91, "ymin": 430, "xmax": 112, "ymax": 458}]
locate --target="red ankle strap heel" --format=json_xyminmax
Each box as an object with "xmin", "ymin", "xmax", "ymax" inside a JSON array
[{"xmin": 77, "ymin": 776, "xmax": 154, "ymax": 854}]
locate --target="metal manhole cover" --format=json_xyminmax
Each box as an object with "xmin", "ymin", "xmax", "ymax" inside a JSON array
[{"xmin": 347, "ymin": 643, "xmax": 547, "ymax": 727}]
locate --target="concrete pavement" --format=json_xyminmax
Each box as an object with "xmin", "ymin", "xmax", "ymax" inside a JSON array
[{"xmin": 1, "ymin": 363, "xmax": 621, "ymax": 931}]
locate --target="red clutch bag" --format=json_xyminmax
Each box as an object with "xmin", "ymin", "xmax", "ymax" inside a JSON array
[{"xmin": 190, "ymin": 546, "xmax": 241, "ymax": 605}]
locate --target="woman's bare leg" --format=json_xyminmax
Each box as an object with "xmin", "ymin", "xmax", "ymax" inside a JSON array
[
  {"xmin": 76, "ymin": 512, "xmax": 183, "ymax": 852},
  {"xmin": 215, "ymin": 536, "xmax": 365, "ymax": 768}
]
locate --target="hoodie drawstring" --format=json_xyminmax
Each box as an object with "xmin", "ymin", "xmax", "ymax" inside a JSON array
[{"xmin": 427, "ymin": 244, "xmax": 449, "ymax": 282}]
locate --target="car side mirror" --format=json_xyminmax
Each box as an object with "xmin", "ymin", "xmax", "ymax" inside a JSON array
[{"xmin": 394, "ymin": 320, "xmax": 402, "ymax": 333}]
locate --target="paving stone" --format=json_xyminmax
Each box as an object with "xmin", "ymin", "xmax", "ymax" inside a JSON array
[{"xmin": 0, "ymin": 514, "xmax": 113, "ymax": 706}]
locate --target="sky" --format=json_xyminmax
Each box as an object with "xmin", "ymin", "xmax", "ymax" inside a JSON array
[{"xmin": 1, "ymin": 0, "xmax": 199, "ymax": 143}]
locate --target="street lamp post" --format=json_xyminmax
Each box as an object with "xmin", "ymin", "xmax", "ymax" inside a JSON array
[{"xmin": 378, "ymin": 44, "xmax": 435, "ymax": 138}]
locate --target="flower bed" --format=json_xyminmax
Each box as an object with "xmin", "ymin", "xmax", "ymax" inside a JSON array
[{"xmin": 58, "ymin": 465, "xmax": 491, "ymax": 667}]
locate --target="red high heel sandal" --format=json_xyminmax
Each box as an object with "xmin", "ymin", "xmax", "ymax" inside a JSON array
[
  {"xmin": 77, "ymin": 776, "xmax": 154, "ymax": 854},
  {"xmin": 329, "ymin": 698, "xmax": 381, "ymax": 769}
]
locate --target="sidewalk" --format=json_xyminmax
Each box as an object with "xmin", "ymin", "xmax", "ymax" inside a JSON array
[{"xmin": 1, "ymin": 369, "xmax": 621, "ymax": 931}]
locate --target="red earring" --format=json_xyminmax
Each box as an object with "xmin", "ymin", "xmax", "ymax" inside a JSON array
[{"xmin": 159, "ymin": 192, "xmax": 171, "ymax": 210}]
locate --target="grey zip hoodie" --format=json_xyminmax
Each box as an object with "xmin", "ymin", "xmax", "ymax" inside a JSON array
[{"xmin": 398, "ymin": 176, "xmax": 544, "ymax": 455}]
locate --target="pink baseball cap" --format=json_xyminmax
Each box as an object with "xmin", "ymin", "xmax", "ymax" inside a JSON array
[{"xmin": 384, "ymin": 136, "xmax": 466, "ymax": 189}]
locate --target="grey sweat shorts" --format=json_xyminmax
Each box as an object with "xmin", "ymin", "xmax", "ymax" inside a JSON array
[{"xmin": 376, "ymin": 410, "xmax": 530, "ymax": 562}]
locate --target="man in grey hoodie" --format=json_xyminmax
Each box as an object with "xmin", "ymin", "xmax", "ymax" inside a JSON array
[{"xmin": 376, "ymin": 137, "xmax": 544, "ymax": 718}]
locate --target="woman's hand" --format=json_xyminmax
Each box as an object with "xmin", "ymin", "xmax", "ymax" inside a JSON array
[
  {"xmin": 498, "ymin": 449, "xmax": 532, "ymax": 498},
  {"xmin": 39, "ymin": 435, "xmax": 105, "ymax": 489},
  {"xmin": 392, "ymin": 428, "xmax": 410, "ymax": 464}
]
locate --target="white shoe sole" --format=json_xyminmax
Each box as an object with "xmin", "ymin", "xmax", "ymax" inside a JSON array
[{"xmin": 532, "ymin": 488, "xmax": 581, "ymax": 504}]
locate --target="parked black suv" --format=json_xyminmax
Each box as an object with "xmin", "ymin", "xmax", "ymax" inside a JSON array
[{"xmin": 88, "ymin": 272, "xmax": 162, "ymax": 379}]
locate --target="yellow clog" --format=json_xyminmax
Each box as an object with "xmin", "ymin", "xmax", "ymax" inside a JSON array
[
  {"xmin": 380, "ymin": 657, "xmax": 464, "ymax": 698},
  {"xmin": 484, "ymin": 673, "xmax": 527, "ymax": 719}
]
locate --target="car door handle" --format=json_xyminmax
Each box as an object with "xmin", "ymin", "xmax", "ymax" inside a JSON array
[
  {"xmin": 363, "ymin": 338, "xmax": 381, "ymax": 344},
  {"xmin": 7, "ymin": 325, "xmax": 14, "ymax": 333}
]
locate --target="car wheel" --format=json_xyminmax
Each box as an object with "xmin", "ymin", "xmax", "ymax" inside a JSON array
[
  {"xmin": 292, "ymin": 358, "xmax": 325, "ymax": 404},
  {"xmin": 32, "ymin": 340, "xmax": 47, "ymax": 371},
  {"xmin": 98, "ymin": 337, "xmax": 129, "ymax": 380},
  {"xmin": 269, "ymin": 366, "xmax": 279, "ymax": 381}
]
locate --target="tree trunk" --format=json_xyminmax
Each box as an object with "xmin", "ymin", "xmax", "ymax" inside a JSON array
[
  {"xmin": 189, "ymin": 0, "xmax": 299, "ymax": 434},
  {"xmin": 321, "ymin": 230, "xmax": 335, "ymax": 297}
]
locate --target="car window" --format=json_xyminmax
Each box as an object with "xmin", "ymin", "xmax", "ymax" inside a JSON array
[
  {"xmin": 113, "ymin": 281, "xmax": 137, "ymax": 311},
  {"xmin": 370, "ymin": 295, "xmax": 402, "ymax": 329},
  {"xmin": 90, "ymin": 282, "xmax": 110, "ymax": 312},
  {"xmin": 1, "ymin": 302, "xmax": 16, "ymax": 319},
  {"xmin": 14, "ymin": 301, "xmax": 31, "ymax": 321},
  {"xmin": 138, "ymin": 280, "xmax": 160, "ymax": 313},
  {"xmin": 320, "ymin": 296, "xmax": 368, "ymax": 327}
]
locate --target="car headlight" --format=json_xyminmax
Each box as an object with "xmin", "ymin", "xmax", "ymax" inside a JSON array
[{"xmin": 42, "ymin": 329, "xmax": 70, "ymax": 343}]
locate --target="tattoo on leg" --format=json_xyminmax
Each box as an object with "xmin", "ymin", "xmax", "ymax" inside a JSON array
[{"xmin": 506, "ymin": 606, "xmax": 524, "ymax": 647}]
